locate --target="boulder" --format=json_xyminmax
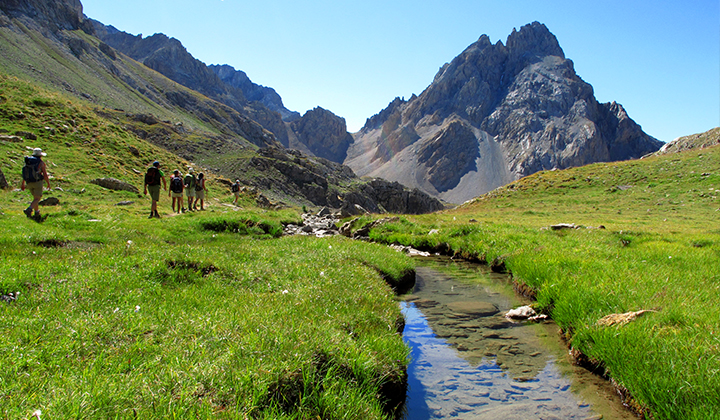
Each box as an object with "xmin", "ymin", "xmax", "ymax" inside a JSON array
[
  {"xmin": 39, "ymin": 197, "xmax": 60, "ymax": 206},
  {"xmin": 90, "ymin": 178, "xmax": 140, "ymax": 194}
]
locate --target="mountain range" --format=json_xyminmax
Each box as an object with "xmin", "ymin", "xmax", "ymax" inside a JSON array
[{"xmin": 0, "ymin": 0, "xmax": 664, "ymax": 207}]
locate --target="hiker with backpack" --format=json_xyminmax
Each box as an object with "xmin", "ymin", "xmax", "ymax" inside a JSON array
[
  {"xmin": 143, "ymin": 161, "xmax": 167, "ymax": 219},
  {"xmin": 20, "ymin": 148, "xmax": 50, "ymax": 221},
  {"xmin": 194, "ymin": 172, "xmax": 206, "ymax": 210},
  {"xmin": 168, "ymin": 169, "xmax": 185, "ymax": 213},
  {"xmin": 232, "ymin": 179, "xmax": 241, "ymax": 205},
  {"xmin": 183, "ymin": 168, "xmax": 197, "ymax": 211}
]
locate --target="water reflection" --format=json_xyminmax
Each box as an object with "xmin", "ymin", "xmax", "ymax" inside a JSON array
[{"xmin": 401, "ymin": 262, "xmax": 598, "ymax": 419}]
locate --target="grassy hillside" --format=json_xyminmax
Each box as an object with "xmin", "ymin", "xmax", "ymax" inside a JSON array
[
  {"xmin": 0, "ymin": 75, "xmax": 413, "ymax": 419},
  {"xmin": 360, "ymin": 137, "xmax": 720, "ymax": 419}
]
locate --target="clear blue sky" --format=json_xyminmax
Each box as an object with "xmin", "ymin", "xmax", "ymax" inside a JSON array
[{"xmin": 81, "ymin": 0, "xmax": 719, "ymax": 142}]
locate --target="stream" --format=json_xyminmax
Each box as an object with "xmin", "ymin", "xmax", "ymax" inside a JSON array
[{"xmin": 400, "ymin": 256, "xmax": 635, "ymax": 420}]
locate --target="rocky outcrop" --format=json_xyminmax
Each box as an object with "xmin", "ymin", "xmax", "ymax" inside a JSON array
[
  {"xmin": 0, "ymin": 0, "xmax": 85, "ymax": 31},
  {"xmin": 245, "ymin": 147, "xmax": 443, "ymax": 214},
  {"xmin": 346, "ymin": 22, "xmax": 663, "ymax": 204},
  {"xmin": 656, "ymin": 127, "xmax": 720, "ymax": 155},
  {"xmin": 289, "ymin": 107, "xmax": 354, "ymax": 163}
]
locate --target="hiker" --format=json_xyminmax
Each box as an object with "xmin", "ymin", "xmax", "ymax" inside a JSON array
[
  {"xmin": 168, "ymin": 169, "xmax": 185, "ymax": 213},
  {"xmin": 194, "ymin": 172, "xmax": 206, "ymax": 210},
  {"xmin": 143, "ymin": 161, "xmax": 167, "ymax": 219},
  {"xmin": 231, "ymin": 179, "xmax": 241, "ymax": 205},
  {"xmin": 20, "ymin": 148, "xmax": 50, "ymax": 221},
  {"xmin": 183, "ymin": 168, "xmax": 197, "ymax": 211}
]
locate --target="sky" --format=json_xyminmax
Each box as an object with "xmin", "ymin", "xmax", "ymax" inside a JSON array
[{"xmin": 80, "ymin": 0, "xmax": 719, "ymax": 142}]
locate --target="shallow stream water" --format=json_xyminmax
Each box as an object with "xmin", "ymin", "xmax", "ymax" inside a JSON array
[{"xmin": 400, "ymin": 257, "xmax": 635, "ymax": 420}]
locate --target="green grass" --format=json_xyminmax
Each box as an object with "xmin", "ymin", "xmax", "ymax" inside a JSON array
[
  {"xmin": 361, "ymin": 143, "xmax": 720, "ymax": 419},
  {"xmin": 0, "ymin": 204, "xmax": 412, "ymax": 419}
]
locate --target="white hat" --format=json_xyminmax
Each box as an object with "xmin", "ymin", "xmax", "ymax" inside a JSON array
[
  {"xmin": 188, "ymin": 168, "xmax": 194, "ymax": 173},
  {"xmin": 32, "ymin": 148, "xmax": 46, "ymax": 157}
]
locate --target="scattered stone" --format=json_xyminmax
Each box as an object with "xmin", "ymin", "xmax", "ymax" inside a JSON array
[
  {"xmin": 596, "ymin": 309, "xmax": 657, "ymax": 327},
  {"xmin": 115, "ymin": 201, "xmax": 134, "ymax": 206},
  {"xmin": 90, "ymin": 177, "xmax": 140, "ymax": 194},
  {"xmin": 550, "ymin": 223, "xmax": 578, "ymax": 230},
  {"xmin": 389, "ymin": 244, "xmax": 431, "ymax": 257},
  {"xmin": 0, "ymin": 291, "xmax": 19, "ymax": 303},
  {"xmin": 505, "ymin": 305, "xmax": 537, "ymax": 320},
  {"xmin": 0, "ymin": 135, "xmax": 22, "ymax": 143},
  {"xmin": 39, "ymin": 197, "xmax": 60, "ymax": 206},
  {"xmin": 284, "ymin": 212, "xmax": 339, "ymax": 237}
]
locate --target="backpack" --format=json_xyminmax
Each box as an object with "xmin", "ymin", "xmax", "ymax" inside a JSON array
[
  {"xmin": 194, "ymin": 180, "xmax": 204, "ymax": 192},
  {"xmin": 231, "ymin": 183, "xmax": 240, "ymax": 193},
  {"xmin": 170, "ymin": 176, "xmax": 184, "ymax": 193},
  {"xmin": 22, "ymin": 156, "xmax": 43, "ymax": 183},
  {"xmin": 145, "ymin": 166, "xmax": 161, "ymax": 186},
  {"xmin": 184, "ymin": 174, "xmax": 196, "ymax": 189}
]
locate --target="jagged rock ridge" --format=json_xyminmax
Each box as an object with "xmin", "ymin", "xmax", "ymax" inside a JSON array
[{"xmin": 346, "ymin": 22, "xmax": 664, "ymax": 203}]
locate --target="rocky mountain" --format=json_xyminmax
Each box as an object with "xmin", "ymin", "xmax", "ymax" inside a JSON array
[{"xmin": 346, "ymin": 22, "xmax": 664, "ymax": 203}]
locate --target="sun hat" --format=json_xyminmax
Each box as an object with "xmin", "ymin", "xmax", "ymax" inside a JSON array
[
  {"xmin": 188, "ymin": 168, "xmax": 194, "ymax": 173},
  {"xmin": 32, "ymin": 148, "xmax": 46, "ymax": 157}
]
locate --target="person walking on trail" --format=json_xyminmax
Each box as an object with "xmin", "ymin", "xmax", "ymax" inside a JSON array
[
  {"xmin": 168, "ymin": 169, "xmax": 185, "ymax": 213},
  {"xmin": 194, "ymin": 172, "xmax": 207, "ymax": 210},
  {"xmin": 184, "ymin": 168, "xmax": 197, "ymax": 211},
  {"xmin": 231, "ymin": 179, "xmax": 241, "ymax": 205},
  {"xmin": 143, "ymin": 161, "xmax": 166, "ymax": 219},
  {"xmin": 20, "ymin": 148, "xmax": 50, "ymax": 221}
]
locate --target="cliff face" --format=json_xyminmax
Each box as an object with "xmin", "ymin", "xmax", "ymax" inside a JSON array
[
  {"xmin": 289, "ymin": 107, "xmax": 354, "ymax": 163},
  {"xmin": 346, "ymin": 22, "xmax": 663, "ymax": 203},
  {"xmin": 0, "ymin": 0, "xmax": 85, "ymax": 31}
]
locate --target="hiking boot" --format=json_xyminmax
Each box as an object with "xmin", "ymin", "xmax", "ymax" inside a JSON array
[
  {"xmin": 33, "ymin": 212, "xmax": 42, "ymax": 222},
  {"xmin": 148, "ymin": 211, "xmax": 154, "ymax": 219},
  {"xmin": 154, "ymin": 211, "xmax": 161, "ymax": 219},
  {"xmin": 23, "ymin": 207, "xmax": 32, "ymax": 218}
]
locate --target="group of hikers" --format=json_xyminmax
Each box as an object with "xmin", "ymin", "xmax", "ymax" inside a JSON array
[
  {"xmin": 20, "ymin": 149, "xmax": 245, "ymax": 221},
  {"xmin": 143, "ymin": 161, "xmax": 208, "ymax": 219},
  {"xmin": 142, "ymin": 160, "xmax": 243, "ymax": 218}
]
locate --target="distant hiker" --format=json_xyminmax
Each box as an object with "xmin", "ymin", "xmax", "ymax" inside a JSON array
[
  {"xmin": 194, "ymin": 172, "xmax": 206, "ymax": 210},
  {"xmin": 231, "ymin": 179, "xmax": 241, "ymax": 205},
  {"xmin": 183, "ymin": 168, "xmax": 197, "ymax": 211},
  {"xmin": 20, "ymin": 148, "xmax": 50, "ymax": 221},
  {"xmin": 168, "ymin": 169, "xmax": 185, "ymax": 213},
  {"xmin": 143, "ymin": 160, "xmax": 167, "ymax": 219}
]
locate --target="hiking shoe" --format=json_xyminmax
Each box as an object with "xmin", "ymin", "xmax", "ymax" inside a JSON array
[
  {"xmin": 148, "ymin": 212, "xmax": 154, "ymax": 219},
  {"xmin": 23, "ymin": 208, "xmax": 32, "ymax": 218},
  {"xmin": 154, "ymin": 211, "xmax": 161, "ymax": 219}
]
